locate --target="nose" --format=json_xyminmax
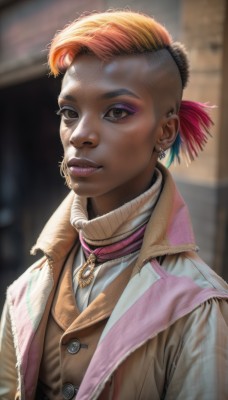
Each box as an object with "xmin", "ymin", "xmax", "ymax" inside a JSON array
[{"xmin": 69, "ymin": 117, "xmax": 99, "ymax": 148}]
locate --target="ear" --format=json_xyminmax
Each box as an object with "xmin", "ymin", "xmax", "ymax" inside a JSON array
[{"xmin": 155, "ymin": 114, "xmax": 179, "ymax": 152}]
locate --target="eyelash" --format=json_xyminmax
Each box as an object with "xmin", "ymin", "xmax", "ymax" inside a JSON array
[
  {"xmin": 56, "ymin": 107, "xmax": 77, "ymax": 119},
  {"xmin": 105, "ymin": 105, "xmax": 136, "ymax": 121},
  {"xmin": 56, "ymin": 104, "xmax": 136, "ymax": 121}
]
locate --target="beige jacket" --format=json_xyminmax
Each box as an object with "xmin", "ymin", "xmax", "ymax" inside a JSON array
[{"xmin": 0, "ymin": 165, "xmax": 228, "ymax": 399}]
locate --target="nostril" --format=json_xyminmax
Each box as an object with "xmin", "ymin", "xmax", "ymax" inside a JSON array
[
  {"xmin": 70, "ymin": 138, "xmax": 94, "ymax": 146},
  {"xmin": 70, "ymin": 139, "xmax": 98, "ymax": 150},
  {"xmin": 69, "ymin": 131, "xmax": 99, "ymax": 148},
  {"xmin": 83, "ymin": 141, "xmax": 94, "ymax": 145}
]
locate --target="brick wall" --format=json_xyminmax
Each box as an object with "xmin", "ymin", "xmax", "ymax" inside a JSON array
[
  {"xmin": 0, "ymin": 0, "xmax": 182, "ymax": 87},
  {"xmin": 174, "ymin": 0, "xmax": 228, "ymax": 275},
  {"xmin": 172, "ymin": 0, "xmax": 226, "ymax": 184},
  {"xmin": 0, "ymin": 0, "xmax": 104, "ymax": 87}
]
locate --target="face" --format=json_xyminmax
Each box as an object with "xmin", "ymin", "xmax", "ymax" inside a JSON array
[{"xmin": 58, "ymin": 54, "xmax": 168, "ymax": 215}]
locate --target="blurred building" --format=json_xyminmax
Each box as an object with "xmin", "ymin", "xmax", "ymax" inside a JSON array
[{"xmin": 0, "ymin": 0, "xmax": 227, "ymax": 310}]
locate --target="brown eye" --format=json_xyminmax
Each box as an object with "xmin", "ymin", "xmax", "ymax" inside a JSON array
[
  {"xmin": 111, "ymin": 109, "xmax": 127, "ymax": 118},
  {"xmin": 57, "ymin": 107, "xmax": 78, "ymax": 119},
  {"xmin": 105, "ymin": 107, "xmax": 129, "ymax": 121}
]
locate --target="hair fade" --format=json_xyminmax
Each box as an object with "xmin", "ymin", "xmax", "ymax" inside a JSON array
[{"xmin": 49, "ymin": 10, "xmax": 213, "ymax": 166}]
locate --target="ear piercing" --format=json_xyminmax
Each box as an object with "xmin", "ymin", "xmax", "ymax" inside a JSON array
[
  {"xmin": 158, "ymin": 147, "xmax": 166, "ymax": 160},
  {"xmin": 167, "ymin": 109, "xmax": 174, "ymax": 117},
  {"xmin": 155, "ymin": 145, "xmax": 166, "ymax": 160}
]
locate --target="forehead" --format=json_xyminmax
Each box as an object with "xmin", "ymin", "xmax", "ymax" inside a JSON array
[
  {"xmin": 61, "ymin": 53, "xmax": 161, "ymax": 94},
  {"xmin": 60, "ymin": 52, "xmax": 182, "ymax": 116}
]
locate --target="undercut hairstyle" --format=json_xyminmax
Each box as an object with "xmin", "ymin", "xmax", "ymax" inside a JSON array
[
  {"xmin": 49, "ymin": 10, "xmax": 189, "ymax": 88},
  {"xmin": 49, "ymin": 9, "xmax": 213, "ymax": 166}
]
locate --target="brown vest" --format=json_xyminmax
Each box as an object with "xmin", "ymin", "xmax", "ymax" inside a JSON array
[{"xmin": 37, "ymin": 246, "xmax": 134, "ymax": 399}]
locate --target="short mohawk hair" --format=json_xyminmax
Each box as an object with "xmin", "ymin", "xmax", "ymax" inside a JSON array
[{"xmin": 48, "ymin": 10, "xmax": 189, "ymax": 88}]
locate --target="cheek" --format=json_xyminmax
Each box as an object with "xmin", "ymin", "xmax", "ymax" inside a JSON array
[
  {"xmin": 110, "ymin": 133, "xmax": 153, "ymax": 171},
  {"xmin": 119, "ymin": 120, "xmax": 158, "ymax": 153},
  {"xmin": 112, "ymin": 121, "xmax": 161, "ymax": 170},
  {"xmin": 59, "ymin": 125, "xmax": 69, "ymax": 148}
]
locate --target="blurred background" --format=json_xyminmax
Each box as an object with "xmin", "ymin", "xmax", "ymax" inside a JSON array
[{"xmin": 0, "ymin": 0, "xmax": 227, "ymax": 311}]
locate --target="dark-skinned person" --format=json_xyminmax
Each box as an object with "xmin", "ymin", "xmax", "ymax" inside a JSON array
[{"xmin": 0, "ymin": 9, "xmax": 227, "ymax": 400}]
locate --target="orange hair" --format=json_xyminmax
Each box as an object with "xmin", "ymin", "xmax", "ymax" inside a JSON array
[
  {"xmin": 49, "ymin": 10, "xmax": 213, "ymax": 167},
  {"xmin": 49, "ymin": 10, "xmax": 172, "ymax": 77}
]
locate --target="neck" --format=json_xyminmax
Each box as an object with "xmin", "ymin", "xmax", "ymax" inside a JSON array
[{"xmin": 88, "ymin": 170, "xmax": 157, "ymax": 218}]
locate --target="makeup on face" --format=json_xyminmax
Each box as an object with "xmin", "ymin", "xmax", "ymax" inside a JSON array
[{"xmin": 58, "ymin": 54, "xmax": 165, "ymax": 215}]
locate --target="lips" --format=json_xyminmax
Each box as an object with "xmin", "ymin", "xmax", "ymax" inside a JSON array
[
  {"xmin": 68, "ymin": 157, "xmax": 100, "ymax": 168},
  {"xmin": 67, "ymin": 157, "xmax": 102, "ymax": 177}
]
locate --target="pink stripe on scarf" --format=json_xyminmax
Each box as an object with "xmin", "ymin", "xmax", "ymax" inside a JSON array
[{"xmin": 80, "ymin": 223, "xmax": 147, "ymax": 261}]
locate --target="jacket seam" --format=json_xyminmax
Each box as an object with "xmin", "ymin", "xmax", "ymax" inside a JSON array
[{"xmin": 183, "ymin": 254, "xmax": 227, "ymax": 290}]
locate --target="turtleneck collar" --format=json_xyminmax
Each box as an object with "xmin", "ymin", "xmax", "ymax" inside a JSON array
[
  {"xmin": 31, "ymin": 163, "xmax": 197, "ymax": 265},
  {"xmin": 70, "ymin": 168, "xmax": 162, "ymax": 246}
]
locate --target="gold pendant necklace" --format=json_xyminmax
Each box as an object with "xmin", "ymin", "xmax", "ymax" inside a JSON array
[
  {"xmin": 77, "ymin": 222, "xmax": 147, "ymax": 289},
  {"xmin": 77, "ymin": 253, "xmax": 97, "ymax": 288}
]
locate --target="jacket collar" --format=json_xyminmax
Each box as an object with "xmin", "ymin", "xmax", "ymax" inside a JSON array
[
  {"xmin": 30, "ymin": 163, "xmax": 197, "ymax": 267},
  {"xmin": 135, "ymin": 163, "xmax": 197, "ymax": 271},
  {"xmin": 30, "ymin": 190, "xmax": 77, "ymax": 262}
]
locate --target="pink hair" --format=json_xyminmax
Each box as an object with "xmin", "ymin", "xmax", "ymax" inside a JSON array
[
  {"xmin": 49, "ymin": 10, "xmax": 214, "ymax": 166},
  {"xmin": 167, "ymin": 101, "xmax": 214, "ymax": 166},
  {"xmin": 49, "ymin": 10, "xmax": 172, "ymax": 76}
]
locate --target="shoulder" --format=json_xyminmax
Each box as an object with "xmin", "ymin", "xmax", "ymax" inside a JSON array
[
  {"xmin": 8, "ymin": 256, "xmax": 48, "ymax": 287},
  {"xmin": 143, "ymin": 253, "xmax": 228, "ymax": 331},
  {"xmin": 7, "ymin": 256, "xmax": 53, "ymax": 307},
  {"xmin": 162, "ymin": 251, "xmax": 228, "ymax": 293},
  {"xmin": 152, "ymin": 254, "xmax": 228, "ymax": 391}
]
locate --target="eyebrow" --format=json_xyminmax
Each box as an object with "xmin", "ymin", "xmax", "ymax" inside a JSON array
[
  {"xmin": 58, "ymin": 94, "xmax": 75, "ymax": 102},
  {"xmin": 101, "ymin": 89, "xmax": 140, "ymax": 100},
  {"xmin": 58, "ymin": 88, "xmax": 140, "ymax": 102}
]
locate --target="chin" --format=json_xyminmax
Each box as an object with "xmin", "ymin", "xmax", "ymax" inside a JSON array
[{"xmin": 70, "ymin": 181, "xmax": 98, "ymax": 198}]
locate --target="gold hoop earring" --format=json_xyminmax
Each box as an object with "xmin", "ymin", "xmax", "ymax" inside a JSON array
[{"xmin": 60, "ymin": 159, "xmax": 72, "ymax": 188}]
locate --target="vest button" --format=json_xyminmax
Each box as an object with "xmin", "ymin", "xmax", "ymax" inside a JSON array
[
  {"xmin": 67, "ymin": 340, "xmax": 81, "ymax": 354},
  {"xmin": 62, "ymin": 383, "xmax": 78, "ymax": 400}
]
